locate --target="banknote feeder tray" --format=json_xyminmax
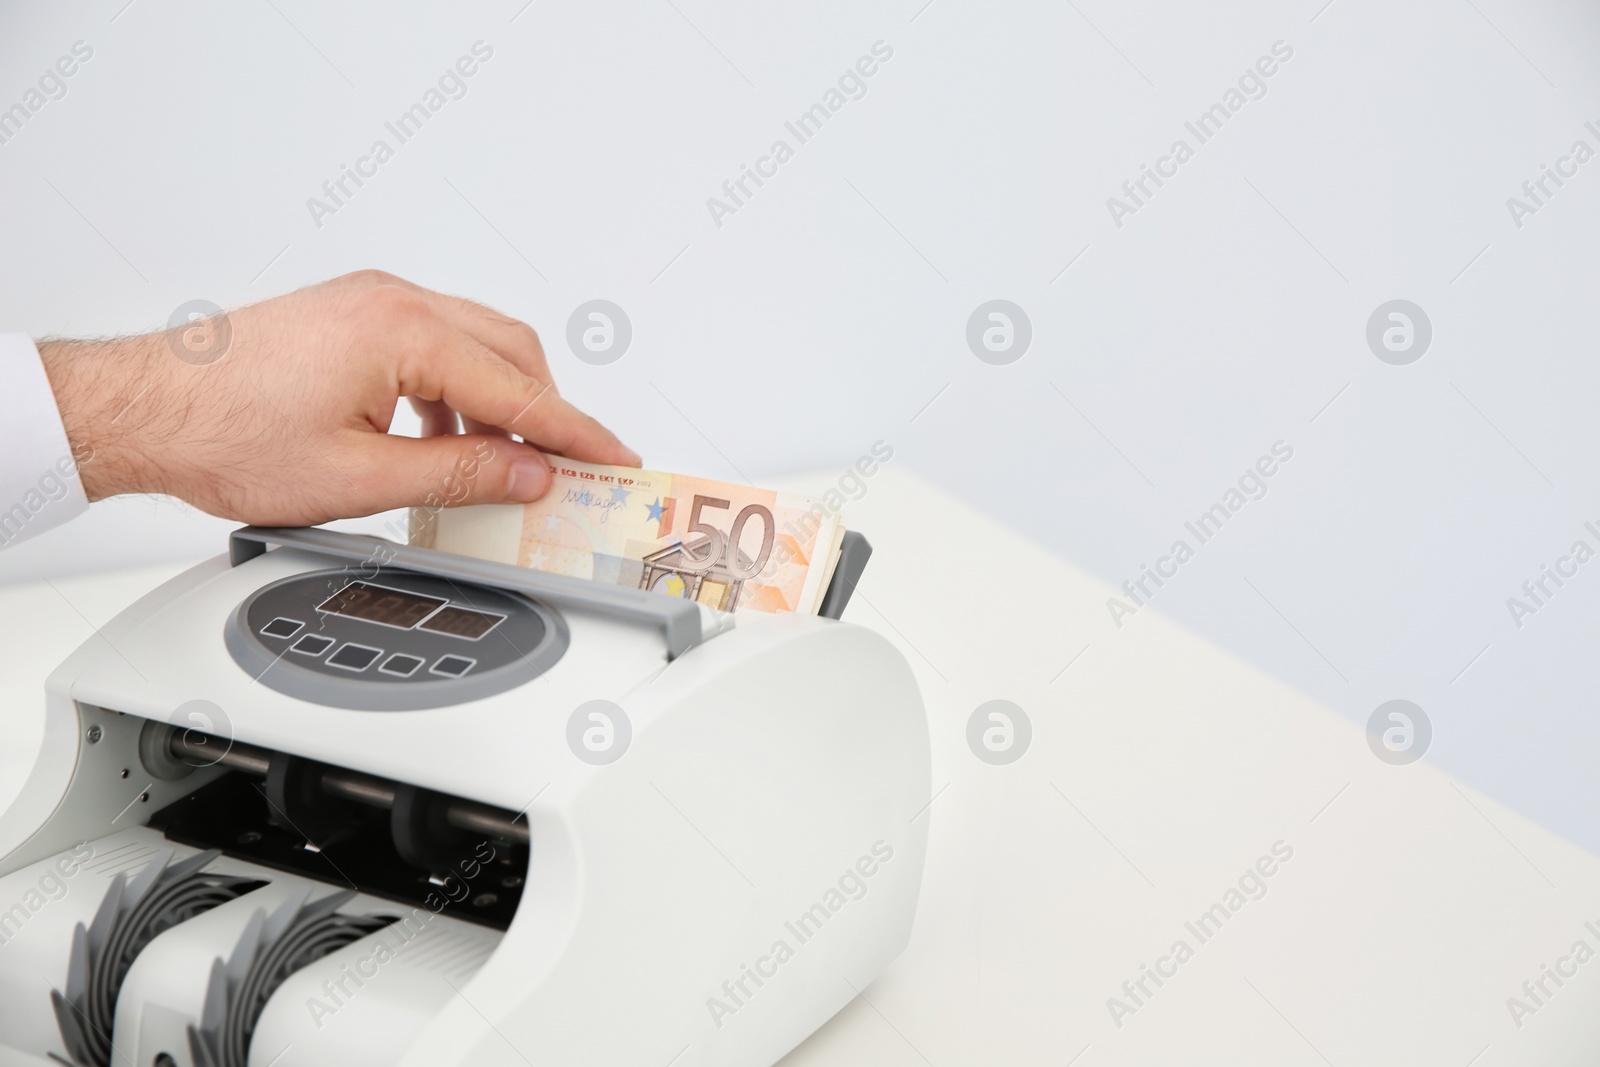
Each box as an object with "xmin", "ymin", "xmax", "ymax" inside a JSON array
[{"xmin": 0, "ymin": 523, "xmax": 929, "ymax": 1067}]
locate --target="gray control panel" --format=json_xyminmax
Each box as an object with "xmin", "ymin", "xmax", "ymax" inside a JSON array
[{"xmin": 225, "ymin": 566, "xmax": 569, "ymax": 710}]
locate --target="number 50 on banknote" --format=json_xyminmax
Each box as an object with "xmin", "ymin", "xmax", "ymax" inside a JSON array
[{"xmin": 415, "ymin": 460, "xmax": 847, "ymax": 616}]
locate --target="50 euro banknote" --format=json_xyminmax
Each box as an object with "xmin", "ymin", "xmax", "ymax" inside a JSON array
[{"xmin": 411, "ymin": 458, "xmax": 846, "ymax": 615}]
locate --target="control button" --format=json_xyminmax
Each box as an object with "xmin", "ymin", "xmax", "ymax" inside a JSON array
[
  {"xmin": 430, "ymin": 655, "xmax": 476, "ymax": 678},
  {"xmin": 260, "ymin": 617, "xmax": 304, "ymax": 639},
  {"xmin": 327, "ymin": 643, "xmax": 383, "ymax": 672},
  {"xmin": 380, "ymin": 653, "xmax": 424, "ymax": 678},
  {"xmin": 291, "ymin": 634, "xmax": 335, "ymax": 656}
]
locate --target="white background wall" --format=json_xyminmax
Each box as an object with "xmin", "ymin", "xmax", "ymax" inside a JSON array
[{"xmin": 5, "ymin": 0, "xmax": 1600, "ymax": 858}]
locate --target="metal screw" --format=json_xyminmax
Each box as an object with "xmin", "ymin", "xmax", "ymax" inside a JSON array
[
  {"xmin": 472, "ymin": 893, "xmax": 498, "ymax": 908},
  {"xmin": 86, "ymin": 726, "xmax": 102, "ymax": 744},
  {"xmin": 119, "ymin": 769, "xmax": 129, "ymax": 779}
]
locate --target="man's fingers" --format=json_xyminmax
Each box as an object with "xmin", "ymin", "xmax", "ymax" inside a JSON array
[
  {"xmin": 518, "ymin": 391, "xmax": 642, "ymax": 465},
  {"xmin": 335, "ymin": 270, "xmax": 554, "ymax": 383},
  {"xmin": 424, "ymin": 293, "xmax": 552, "ymax": 383},
  {"xmin": 460, "ymin": 414, "xmax": 511, "ymax": 438},
  {"xmin": 404, "ymin": 324, "xmax": 641, "ymax": 466},
  {"xmin": 347, "ymin": 279, "xmax": 641, "ymax": 466},
  {"xmin": 431, "ymin": 308, "xmax": 634, "ymax": 461},
  {"xmin": 349, "ymin": 433, "xmax": 552, "ymax": 516}
]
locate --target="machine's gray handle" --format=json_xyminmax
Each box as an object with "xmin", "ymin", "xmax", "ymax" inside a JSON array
[
  {"xmin": 817, "ymin": 531, "xmax": 871, "ymax": 621},
  {"xmin": 229, "ymin": 526, "xmax": 705, "ymax": 660}
]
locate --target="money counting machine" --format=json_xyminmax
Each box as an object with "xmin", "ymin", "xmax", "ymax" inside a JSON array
[{"xmin": 0, "ymin": 526, "xmax": 930, "ymax": 1066}]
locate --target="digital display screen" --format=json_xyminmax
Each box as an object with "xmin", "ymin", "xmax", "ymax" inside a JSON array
[
  {"xmin": 419, "ymin": 605, "xmax": 505, "ymax": 640},
  {"xmin": 317, "ymin": 583, "xmax": 446, "ymax": 629}
]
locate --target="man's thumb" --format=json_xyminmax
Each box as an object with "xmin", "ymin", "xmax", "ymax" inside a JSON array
[{"xmin": 372, "ymin": 434, "xmax": 551, "ymax": 514}]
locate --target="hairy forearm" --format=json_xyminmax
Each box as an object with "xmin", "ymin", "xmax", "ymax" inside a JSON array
[
  {"xmin": 37, "ymin": 335, "xmax": 174, "ymax": 501},
  {"xmin": 27, "ymin": 272, "xmax": 638, "ymax": 526}
]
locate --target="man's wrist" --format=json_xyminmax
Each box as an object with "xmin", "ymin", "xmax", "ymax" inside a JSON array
[{"xmin": 37, "ymin": 337, "xmax": 157, "ymax": 501}]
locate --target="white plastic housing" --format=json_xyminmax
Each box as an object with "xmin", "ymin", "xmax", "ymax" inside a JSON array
[{"xmin": 0, "ymin": 545, "xmax": 930, "ymax": 1066}]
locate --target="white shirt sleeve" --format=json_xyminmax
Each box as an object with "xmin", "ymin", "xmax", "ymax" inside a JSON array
[{"xmin": 0, "ymin": 334, "xmax": 89, "ymax": 550}]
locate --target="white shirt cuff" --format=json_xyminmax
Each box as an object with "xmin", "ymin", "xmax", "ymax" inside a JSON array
[{"xmin": 0, "ymin": 334, "xmax": 89, "ymax": 550}]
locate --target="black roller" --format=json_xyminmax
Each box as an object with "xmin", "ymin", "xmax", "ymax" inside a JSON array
[
  {"xmin": 265, "ymin": 752, "xmax": 351, "ymax": 843},
  {"xmin": 391, "ymin": 783, "xmax": 472, "ymax": 872}
]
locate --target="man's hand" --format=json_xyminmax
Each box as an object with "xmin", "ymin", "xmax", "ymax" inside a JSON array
[{"xmin": 37, "ymin": 271, "xmax": 640, "ymax": 526}]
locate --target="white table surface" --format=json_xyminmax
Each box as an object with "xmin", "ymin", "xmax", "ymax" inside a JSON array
[{"xmin": 3, "ymin": 469, "xmax": 1598, "ymax": 1065}]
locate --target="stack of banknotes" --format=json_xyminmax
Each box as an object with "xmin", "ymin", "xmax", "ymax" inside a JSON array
[{"xmin": 411, "ymin": 458, "xmax": 845, "ymax": 615}]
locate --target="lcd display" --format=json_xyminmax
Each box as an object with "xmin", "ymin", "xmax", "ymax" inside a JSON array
[
  {"xmin": 317, "ymin": 583, "xmax": 446, "ymax": 629},
  {"xmin": 419, "ymin": 605, "xmax": 505, "ymax": 640}
]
